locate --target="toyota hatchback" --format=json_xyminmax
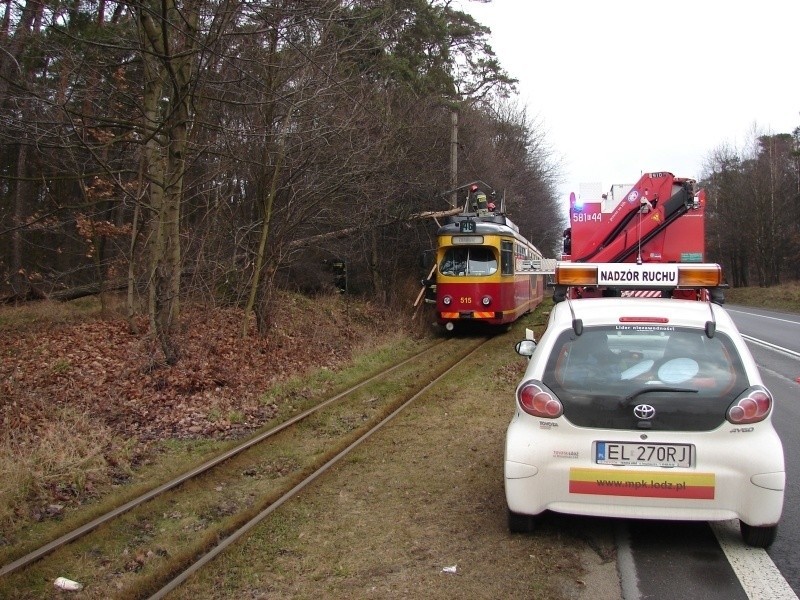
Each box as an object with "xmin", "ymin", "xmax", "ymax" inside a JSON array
[{"xmin": 505, "ymin": 293, "xmax": 785, "ymax": 547}]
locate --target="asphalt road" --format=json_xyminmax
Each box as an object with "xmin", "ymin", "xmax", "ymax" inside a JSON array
[
  {"xmin": 728, "ymin": 305, "xmax": 800, "ymax": 595},
  {"xmin": 616, "ymin": 305, "xmax": 800, "ymax": 600}
]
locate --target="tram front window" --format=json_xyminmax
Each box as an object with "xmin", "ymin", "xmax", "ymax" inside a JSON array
[{"xmin": 439, "ymin": 247, "xmax": 497, "ymax": 276}]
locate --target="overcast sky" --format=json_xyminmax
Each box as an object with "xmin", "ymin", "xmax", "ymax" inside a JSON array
[{"xmin": 462, "ymin": 0, "xmax": 800, "ymax": 202}]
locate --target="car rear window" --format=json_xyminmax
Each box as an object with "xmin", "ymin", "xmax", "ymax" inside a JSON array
[{"xmin": 541, "ymin": 325, "xmax": 749, "ymax": 430}]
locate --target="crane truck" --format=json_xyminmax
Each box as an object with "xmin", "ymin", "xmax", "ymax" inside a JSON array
[{"xmin": 555, "ymin": 171, "xmax": 722, "ymax": 304}]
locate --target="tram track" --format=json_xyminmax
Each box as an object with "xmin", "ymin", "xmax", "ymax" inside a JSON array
[{"xmin": 0, "ymin": 336, "xmax": 490, "ymax": 599}]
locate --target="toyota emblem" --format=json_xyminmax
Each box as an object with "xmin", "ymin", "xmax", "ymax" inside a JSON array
[{"xmin": 633, "ymin": 404, "xmax": 656, "ymax": 420}]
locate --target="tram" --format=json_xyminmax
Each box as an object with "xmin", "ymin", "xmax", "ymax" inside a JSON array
[{"xmin": 432, "ymin": 190, "xmax": 547, "ymax": 331}]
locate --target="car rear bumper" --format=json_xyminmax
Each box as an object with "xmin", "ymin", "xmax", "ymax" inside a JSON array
[{"xmin": 504, "ymin": 419, "xmax": 785, "ymax": 526}]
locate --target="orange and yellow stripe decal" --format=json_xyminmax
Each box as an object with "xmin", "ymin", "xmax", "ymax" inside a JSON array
[
  {"xmin": 439, "ymin": 311, "xmax": 497, "ymax": 319},
  {"xmin": 568, "ymin": 468, "xmax": 715, "ymax": 499}
]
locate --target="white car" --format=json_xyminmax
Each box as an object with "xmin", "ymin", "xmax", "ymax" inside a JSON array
[{"xmin": 505, "ymin": 268, "xmax": 785, "ymax": 548}]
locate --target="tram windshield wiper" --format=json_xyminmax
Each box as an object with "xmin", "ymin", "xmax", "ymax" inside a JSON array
[{"xmin": 620, "ymin": 386, "xmax": 698, "ymax": 406}]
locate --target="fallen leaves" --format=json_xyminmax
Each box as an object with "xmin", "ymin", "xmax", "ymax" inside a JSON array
[
  {"xmin": 0, "ymin": 293, "xmax": 412, "ymax": 527},
  {"xmin": 1, "ymin": 295, "xmax": 403, "ymax": 443}
]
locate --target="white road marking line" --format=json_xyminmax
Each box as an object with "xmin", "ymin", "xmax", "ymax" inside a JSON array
[
  {"xmin": 741, "ymin": 335, "xmax": 800, "ymax": 360},
  {"xmin": 726, "ymin": 309, "xmax": 800, "ymax": 327},
  {"xmin": 710, "ymin": 520, "xmax": 797, "ymax": 599}
]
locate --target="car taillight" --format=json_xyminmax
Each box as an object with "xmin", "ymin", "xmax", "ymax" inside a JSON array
[
  {"xmin": 517, "ymin": 381, "xmax": 562, "ymax": 418},
  {"xmin": 727, "ymin": 386, "xmax": 772, "ymax": 424}
]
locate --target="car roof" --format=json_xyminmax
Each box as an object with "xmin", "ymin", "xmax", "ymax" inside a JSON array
[{"xmin": 551, "ymin": 297, "xmax": 738, "ymax": 332}]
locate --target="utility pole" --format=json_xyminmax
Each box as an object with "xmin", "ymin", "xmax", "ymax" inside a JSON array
[{"xmin": 450, "ymin": 108, "xmax": 458, "ymax": 207}]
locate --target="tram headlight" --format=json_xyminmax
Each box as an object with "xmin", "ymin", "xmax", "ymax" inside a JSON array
[
  {"xmin": 481, "ymin": 295, "xmax": 492, "ymax": 306},
  {"xmin": 442, "ymin": 295, "xmax": 453, "ymax": 306}
]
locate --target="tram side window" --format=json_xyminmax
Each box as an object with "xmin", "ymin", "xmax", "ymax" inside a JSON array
[
  {"xmin": 501, "ymin": 241, "xmax": 514, "ymax": 275},
  {"xmin": 440, "ymin": 247, "xmax": 497, "ymax": 276}
]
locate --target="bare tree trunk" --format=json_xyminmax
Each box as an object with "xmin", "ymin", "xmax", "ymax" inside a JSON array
[
  {"xmin": 126, "ymin": 151, "xmax": 149, "ymax": 333},
  {"xmin": 138, "ymin": 7, "xmax": 179, "ymax": 363},
  {"xmin": 369, "ymin": 229, "xmax": 387, "ymax": 304},
  {"xmin": 137, "ymin": 0, "xmax": 200, "ymax": 363},
  {"xmin": 4, "ymin": 1, "xmax": 44, "ymax": 302},
  {"xmin": 243, "ymin": 109, "xmax": 292, "ymax": 337},
  {"xmin": 127, "ymin": 197, "xmax": 142, "ymax": 333},
  {"xmin": 254, "ymin": 261, "xmax": 278, "ymax": 335},
  {"xmin": 10, "ymin": 142, "xmax": 27, "ymax": 299}
]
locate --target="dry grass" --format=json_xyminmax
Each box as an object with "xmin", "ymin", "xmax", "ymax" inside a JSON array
[
  {"xmin": 0, "ymin": 290, "xmax": 425, "ymax": 547},
  {"xmin": 0, "ymin": 299, "xmax": 620, "ymax": 599},
  {"xmin": 0, "ymin": 295, "xmax": 122, "ymax": 331},
  {"xmin": 166, "ymin": 312, "xmax": 618, "ymax": 600},
  {"xmin": 0, "ymin": 405, "xmax": 134, "ymax": 532},
  {"xmin": 725, "ymin": 280, "xmax": 800, "ymax": 313}
]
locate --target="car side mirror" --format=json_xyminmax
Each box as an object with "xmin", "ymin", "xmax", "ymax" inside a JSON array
[{"xmin": 515, "ymin": 340, "xmax": 536, "ymax": 357}]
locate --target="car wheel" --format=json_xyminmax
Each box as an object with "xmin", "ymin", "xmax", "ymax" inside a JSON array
[
  {"xmin": 739, "ymin": 521, "xmax": 778, "ymax": 548},
  {"xmin": 508, "ymin": 508, "xmax": 536, "ymax": 533}
]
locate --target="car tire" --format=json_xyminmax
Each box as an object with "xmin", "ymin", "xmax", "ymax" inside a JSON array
[
  {"xmin": 507, "ymin": 508, "xmax": 536, "ymax": 533},
  {"xmin": 739, "ymin": 521, "xmax": 778, "ymax": 548}
]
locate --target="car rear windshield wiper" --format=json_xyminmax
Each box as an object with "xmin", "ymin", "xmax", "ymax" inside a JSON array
[{"xmin": 621, "ymin": 386, "xmax": 699, "ymax": 406}]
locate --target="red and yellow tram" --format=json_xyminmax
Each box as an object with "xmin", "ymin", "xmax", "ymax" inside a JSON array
[{"xmin": 435, "ymin": 213, "xmax": 546, "ymax": 331}]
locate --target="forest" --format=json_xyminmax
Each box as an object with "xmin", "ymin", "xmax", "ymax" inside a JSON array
[
  {"xmin": 1, "ymin": 0, "xmax": 798, "ymax": 363},
  {"xmin": 703, "ymin": 131, "xmax": 800, "ymax": 288},
  {"xmin": 0, "ymin": 0, "xmax": 566, "ymax": 362}
]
